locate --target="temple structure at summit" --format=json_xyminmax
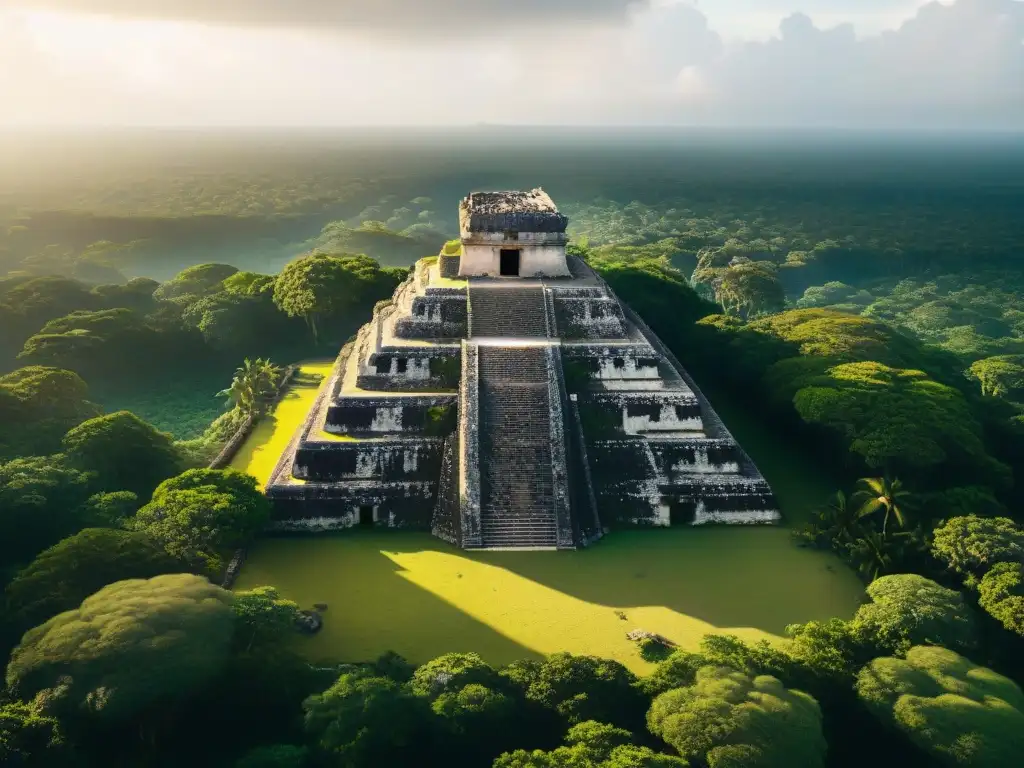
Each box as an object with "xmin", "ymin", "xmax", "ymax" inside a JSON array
[{"xmin": 264, "ymin": 188, "xmax": 779, "ymax": 550}]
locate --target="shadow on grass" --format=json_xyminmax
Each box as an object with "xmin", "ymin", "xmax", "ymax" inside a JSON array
[
  {"xmin": 239, "ymin": 527, "xmax": 863, "ymax": 670},
  {"xmin": 235, "ymin": 531, "xmax": 542, "ymax": 667}
]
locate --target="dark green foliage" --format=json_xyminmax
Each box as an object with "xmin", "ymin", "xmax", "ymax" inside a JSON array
[
  {"xmin": 82, "ymin": 490, "xmax": 139, "ymax": 527},
  {"xmin": 0, "ymin": 699, "xmax": 68, "ymax": 767},
  {"xmin": 273, "ymin": 252, "xmax": 401, "ymax": 344},
  {"xmin": 371, "ymin": 651, "xmax": 416, "ymax": 683},
  {"xmin": 856, "ymin": 646, "xmax": 1024, "ymax": 767},
  {"xmin": 232, "ymin": 586, "xmax": 301, "ymax": 653},
  {"xmin": 978, "ymin": 562, "xmax": 1024, "ymax": 638},
  {"xmin": 6, "ymin": 574, "xmax": 234, "ymax": 724},
  {"xmin": 501, "ymin": 653, "xmax": 647, "ymax": 731},
  {"xmin": 792, "ymin": 362, "xmax": 997, "ymax": 474},
  {"xmin": 0, "ymin": 367, "xmax": 101, "ymax": 460},
  {"xmin": 647, "ymin": 666, "xmax": 826, "ymax": 768},
  {"xmin": 62, "ymin": 411, "xmax": 182, "ymax": 498},
  {"xmin": 126, "ymin": 469, "xmax": 270, "ymax": 575},
  {"xmin": 234, "ymin": 744, "xmax": 308, "ymax": 768},
  {"xmin": 5, "ymin": 528, "xmax": 184, "ymax": 632},
  {"xmin": 0, "ymin": 457, "xmax": 92, "ymax": 570},
  {"xmin": 153, "ymin": 263, "xmax": 239, "ymax": 301},
  {"xmin": 494, "ymin": 720, "xmax": 689, "ymax": 768},
  {"xmin": 302, "ymin": 672, "xmax": 433, "ymax": 767}
]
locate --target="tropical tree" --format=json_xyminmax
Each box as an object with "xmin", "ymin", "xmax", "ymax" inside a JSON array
[
  {"xmin": 801, "ymin": 490, "xmax": 860, "ymax": 549},
  {"xmin": 6, "ymin": 574, "xmax": 234, "ymax": 726},
  {"xmin": 62, "ymin": 411, "xmax": 182, "ymax": 499},
  {"xmin": 856, "ymin": 646, "xmax": 1024, "ymax": 767},
  {"xmin": 853, "ymin": 476, "xmax": 912, "ymax": 535},
  {"xmin": 845, "ymin": 530, "xmax": 901, "ymax": 582},
  {"xmin": 647, "ymin": 666, "xmax": 827, "ymax": 768},
  {"xmin": 219, "ymin": 358, "xmax": 282, "ymax": 417}
]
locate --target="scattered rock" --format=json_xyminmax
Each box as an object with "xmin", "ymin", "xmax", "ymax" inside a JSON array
[
  {"xmin": 295, "ymin": 610, "xmax": 323, "ymax": 635},
  {"xmin": 314, "ymin": 603, "xmax": 328, "ymax": 611},
  {"xmin": 626, "ymin": 629, "xmax": 676, "ymax": 647},
  {"xmin": 614, "ymin": 610, "xmax": 628, "ymax": 622}
]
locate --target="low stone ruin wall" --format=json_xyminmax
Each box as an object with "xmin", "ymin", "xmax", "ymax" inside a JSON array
[{"xmin": 293, "ymin": 439, "xmax": 443, "ymax": 483}]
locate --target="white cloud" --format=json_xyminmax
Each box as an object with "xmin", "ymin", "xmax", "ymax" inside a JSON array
[{"xmin": 1, "ymin": 0, "xmax": 1021, "ymax": 128}]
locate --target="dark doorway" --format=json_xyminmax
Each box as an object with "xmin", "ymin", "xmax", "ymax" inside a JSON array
[
  {"xmin": 499, "ymin": 249, "xmax": 520, "ymax": 276},
  {"xmin": 359, "ymin": 505, "xmax": 375, "ymax": 527},
  {"xmin": 669, "ymin": 501, "xmax": 696, "ymax": 526}
]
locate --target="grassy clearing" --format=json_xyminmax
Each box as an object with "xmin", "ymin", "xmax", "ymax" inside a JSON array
[
  {"xmin": 233, "ymin": 358, "xmax": 859, "ymax": 674},
  {"xmin": 229, "ymin": 360, "xmax": 334, "ymax": 488},
  {"xmin": 236, "ymin": 528, "xmax": 863, "ymax": 674},
  {"xmin": 93, "ymin": 374, "xmax": 227, "ymax": 439}
]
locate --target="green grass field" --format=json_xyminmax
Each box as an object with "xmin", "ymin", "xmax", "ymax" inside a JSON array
[
  {"xmin": 230, "ymin": 357, "xmax": 861, "ymax": 674},
  {"xmin": 229, "ymin": 360, "xmax": 335, "ymax": 488},
  {"xmin": 93, "ymin": 374, "xmax": 227, "ymax": 439},
  {"xmin": 236, "ymin": 528, "xmax": 862, "ymax": 674}
]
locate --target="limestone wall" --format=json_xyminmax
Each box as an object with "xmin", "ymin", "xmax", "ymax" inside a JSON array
[
  {"xmin": 457, "ymin": 341, "xmax": 482, "ymax": 547},
  {"xmin": 460, "ymin": 243, "xmax": 571, "ymax": 278}
]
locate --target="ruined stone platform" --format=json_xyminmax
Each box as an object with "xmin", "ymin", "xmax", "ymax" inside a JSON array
[{"xmin": 264, "ymin": 191, "xmax": 779, "ymax": 548}]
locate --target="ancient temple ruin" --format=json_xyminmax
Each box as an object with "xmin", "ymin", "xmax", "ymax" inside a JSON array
[{"xmin": 265, "ymin": 189, "xmax": 779, "ymax": 549}]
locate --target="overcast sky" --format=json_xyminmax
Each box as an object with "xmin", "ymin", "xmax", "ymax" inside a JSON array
[{"xmin": 1, "ymin": 0, "xmax": 1021, "ymax": 128}]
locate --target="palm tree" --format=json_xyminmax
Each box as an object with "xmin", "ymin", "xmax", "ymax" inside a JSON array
[
  {"xmin": 815, "ymin": 490, "xmax": 860, "ymax": 547},
  {"xmin": 846, "ymin": 530, "xmax": 898, "ymax": 583},
  {"xmin": 219, "ymin": 358, "xmax": 282, "ymax": 418},
  {"xmin": 853, "ymin": 476, "xmax": 912, "ymax": 536}
]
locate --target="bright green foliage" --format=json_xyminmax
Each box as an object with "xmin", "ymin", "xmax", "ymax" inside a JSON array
[
  {"xmin": 219, "ymin": 358, "xmax": 282, "ymax": 417},
  {"xmin": 749, "ymin": 309, "xmax": 921, "ymax": 367},
  {"xmin": 716, "ymin": 260, "xmax": 784, "ymax": 319},
  {"xmin": 795, "ymin": 282, "xmax": 873, "ymax": 309},
  {"xmin": 232, "ymin": 586, "xmax": 301, "ymax": 652},
  {"xmin": 785, "ymin": 618, "xmax": 873, "ymax": 681},
  {"xmin": 852, "ymin": 476, "xmax": 912, "ymax": 535},
  {"xmin": 153, "ymin": 263, "xmax": 239, "ymax": 301},
  {"xmin": 223, "ymin": 271, "xmax": 276, "ymax": 297},
  {"xmin": 234, "ymin": 744, "xmax": 308, "ymax": 768},
  {"xmin": 0, "ymin": 699, "xmax": 67, "ymax": 767},
  {"xmin": 432, "ymin": 682, "xmax": 516, "ymax": 734},
  {"xmin": 978, "ymin": 562, "xmax": 1024, "ymax": 637},
  {"xmin": 62, "ymin": 411, "xmax": 182, "ymax": 498},
  {"xmin": 494, "ymin": 720, "xmax": 689, "ymax": 767},
  {"xmin": 638, "ymin": 651, "xmax": 707, "ymax": 697},
  {"xmin": 83, "ymin": 490, "xmax": 139, "ymax": 526},
  {"xmin": 5, "ymin": 528, "xmax": 184, "ymax": 631},
  {"xmin": 6, "ymin": 574, "xmax": 234, "ymax": 723},
  {"xmin": 0, "ymin": 456, "xmax": 92, "ymax": 568},
  {"xmin": 856, "ymin": 646, "xmax": 1024, "ymax": 767},
  {"xmin": 792, "ymin": 362, "xmax": 991, "ymax": 471},
  {"xmin": 851, "ymin": 574, "xmax": 977, "ymax": 655},
  {"xmin": 303, "ymin": 672, "xmax": 432, "ymax": 766},
  {"xmin": 501, "ymin": 653, "xmax": 646, "ymax": 729},
  {"xmin": 273, "ymin": 252, "xmax": 393, "ymax": 342},
  {"xmin": 126, "ymin": 469, "xmax": 270, "ymax": 574},
  {"xmin": 647, "ymin": 666, "xmax": 826, "ymax": 768},
  {"xmin": 968, "ymin": 355, "xmax": 1024, "ymax": 397},
  {"xmin": 0, "ymin": 366, "xmax": 101, "ymax": 459},
  {"xmin": 931, "ymin": 515, "xmax": 1024, "ymax": 576},
  {"xmin": 411, "ymin": 651, "xmax": 501, "ymax": 699}
]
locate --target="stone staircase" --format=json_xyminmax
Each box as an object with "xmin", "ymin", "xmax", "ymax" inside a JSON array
[
  {"xmin": 470, "ymin": 286, "xmax": 549, "ymax": 338},
  {"xmin": 477, "ymin": 347, "xmax": 558, "ymax": 548}
]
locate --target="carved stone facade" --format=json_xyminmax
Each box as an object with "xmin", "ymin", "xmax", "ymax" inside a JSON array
[{"xmin": 264, "ymin": 191, "xmax": 779, "ymax": 549}]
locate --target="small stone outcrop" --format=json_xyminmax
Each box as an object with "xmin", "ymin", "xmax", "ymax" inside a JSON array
[{"xmin": 295, "ymin": 610, "xmax": 323, "ymax": 634}]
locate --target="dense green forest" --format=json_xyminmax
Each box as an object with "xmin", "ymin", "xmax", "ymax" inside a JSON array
[{"xmin": 2, "ymin": 131, "xmax": 1024, "ymax": 767}]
